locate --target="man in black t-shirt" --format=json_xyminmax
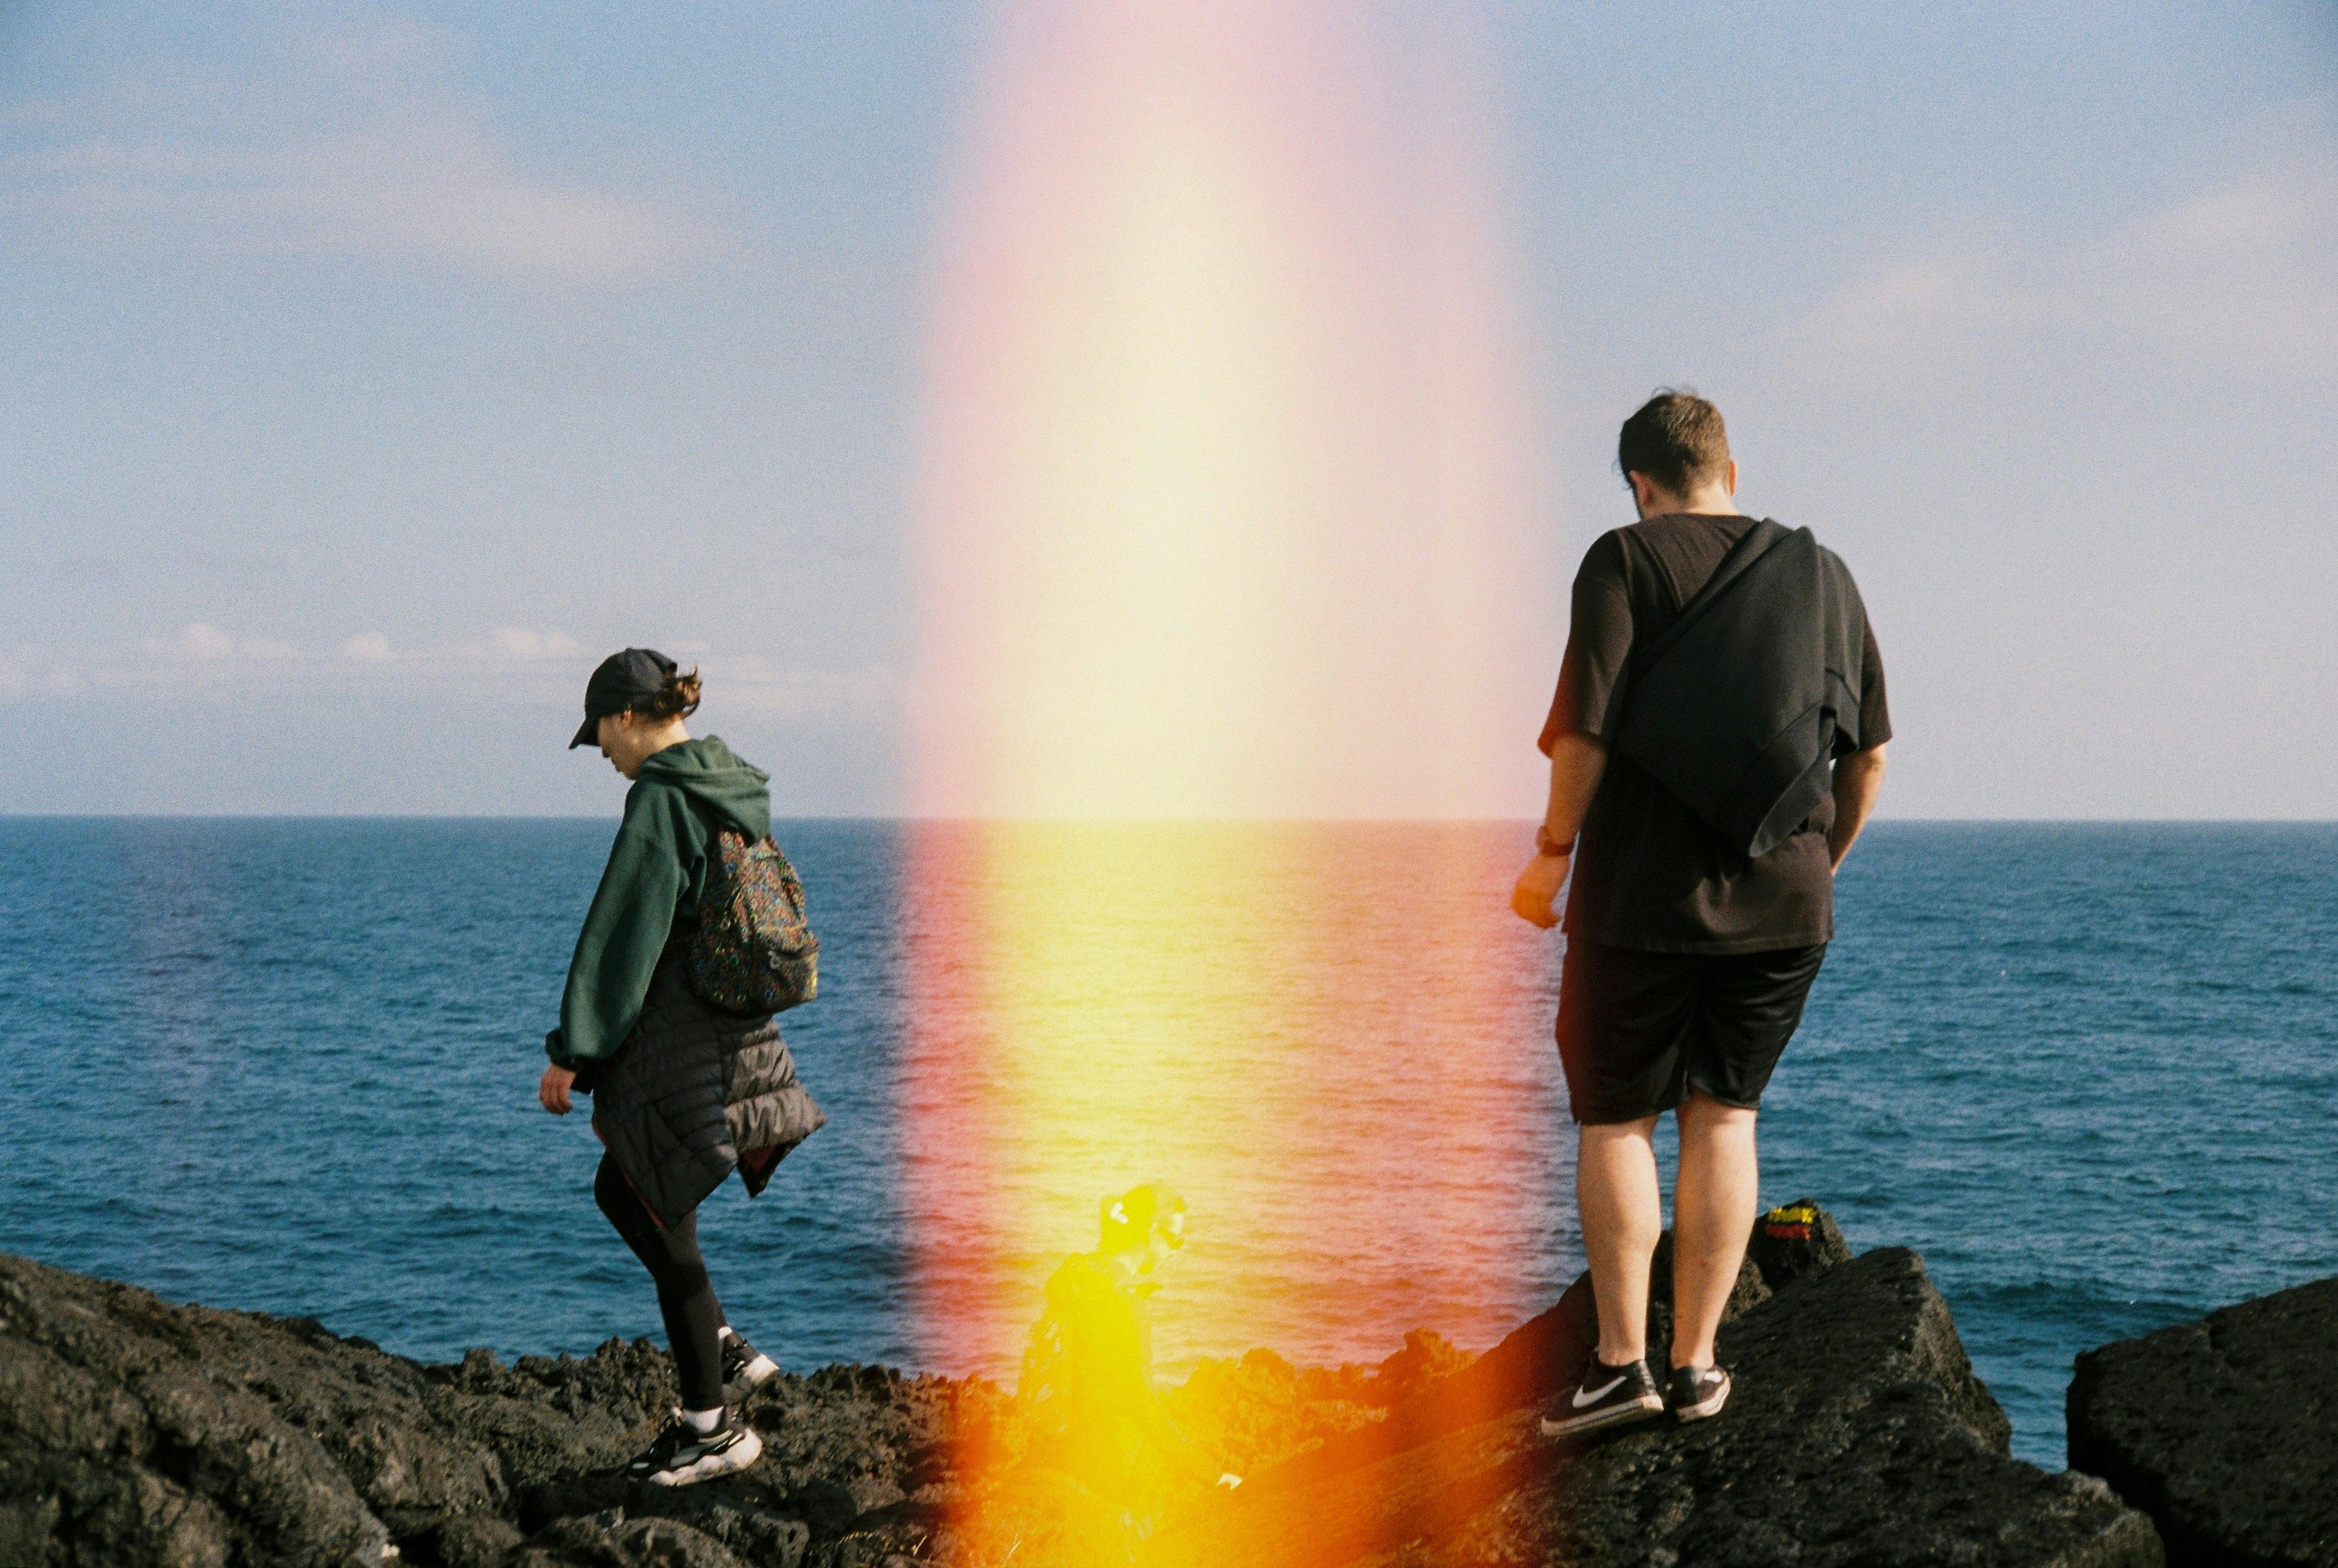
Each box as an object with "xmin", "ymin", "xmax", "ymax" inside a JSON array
[{"xmin": 1513, "ymin": 391, "xmax": 1889, "ymax": 1437}]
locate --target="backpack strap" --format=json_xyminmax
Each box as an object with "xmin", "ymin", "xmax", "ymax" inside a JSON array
[{"xmin": 1626, "ymin": 518, "xmax": 1797, "ymax": 677}]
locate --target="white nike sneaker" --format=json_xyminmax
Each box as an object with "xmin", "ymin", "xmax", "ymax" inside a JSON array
[
  {"xmin": 720, "ymin": 1332, "xmax": 780, "ymax": 1402},
  {"xmin": 1539, "ymin": 1357, "xmax": 1666, "ymax": 1439},
  {"xmin": 623, "ymin": 1409, "xmax": 764, "ymax": 1487}
]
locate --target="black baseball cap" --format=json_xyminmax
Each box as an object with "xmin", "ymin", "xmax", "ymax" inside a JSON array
[{"xmin": 569, "ymin": 647, "xmax": 677, "ymax": 749}]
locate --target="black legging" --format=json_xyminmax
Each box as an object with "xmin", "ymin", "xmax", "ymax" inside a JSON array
[{"xmin": 594, "ymin": 1155, "xmax": 726, "ymax": 1412}]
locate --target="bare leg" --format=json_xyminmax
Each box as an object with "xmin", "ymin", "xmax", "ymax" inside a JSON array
[
  {"xmin": 1576, "ymin": 1116, "xmax": 1662, "ymax": 1365},
  {"xmin": 1670, "ymin": 1093, "xmax": 1760, "ymax": 1371}
]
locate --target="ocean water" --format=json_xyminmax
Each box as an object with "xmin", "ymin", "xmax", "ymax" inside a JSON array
[{"xmin": 1, "ymin": 819, "xmax": 2331, "ymax": 1470}]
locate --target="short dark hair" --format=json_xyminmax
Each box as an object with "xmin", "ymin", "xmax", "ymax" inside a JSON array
[{"xmin": 1617, "ymin": 389, "xmax": 1730, "ymax": 496}]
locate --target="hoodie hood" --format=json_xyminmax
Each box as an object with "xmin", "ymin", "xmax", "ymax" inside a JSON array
[{"xmin": 635, "ymin": 735, "xmax": 771, "ymax": 841}]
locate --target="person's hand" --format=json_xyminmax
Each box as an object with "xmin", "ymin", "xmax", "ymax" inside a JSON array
[
  {"xmin": 539, "ymin": 1063, "xmax": 577, "ymax": 1115},
  {"xmin": 1511, "ymin": 852, "xmax": 1568, "ymax": 929},
  {"xmin": 1216, "ymin": 1472, "xmax": 1243, "ymax": 1489}
]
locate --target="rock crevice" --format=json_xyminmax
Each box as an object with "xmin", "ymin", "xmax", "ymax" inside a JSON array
[{"xmin": 2068, "ymin": 1276, "xmax": 2338, "ymax": 1568}]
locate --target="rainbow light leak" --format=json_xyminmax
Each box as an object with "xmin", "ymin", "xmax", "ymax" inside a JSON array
[{"xmin": 905, "ymin": 1, "xmax": 1557, "ymax": 1550}]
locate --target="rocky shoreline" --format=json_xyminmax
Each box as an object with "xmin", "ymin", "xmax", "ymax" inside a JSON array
[{"xmin": 3, "ymin": 1205, "xmax": 2329, "ymax": 1567}]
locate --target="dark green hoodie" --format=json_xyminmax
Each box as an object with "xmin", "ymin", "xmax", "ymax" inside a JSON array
[{"xmin": 547, "ymin": 735, "xmax": 773, "ymax": 1066}]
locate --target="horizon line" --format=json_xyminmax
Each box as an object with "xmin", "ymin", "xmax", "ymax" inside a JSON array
[{"xmin": 2, "ymin": 813, "xmax": 2334, "ymax": 826}]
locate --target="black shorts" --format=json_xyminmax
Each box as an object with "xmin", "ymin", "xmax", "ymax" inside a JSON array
[{"xmin": 1554, "ymin": 939, "xmax": 1828, "ymax": 1125}]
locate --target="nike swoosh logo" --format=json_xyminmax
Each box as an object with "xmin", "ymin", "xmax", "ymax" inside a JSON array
[{"xmin": 1572, "ymin": 1374, "xmax": 1625, "ymax": 1409}]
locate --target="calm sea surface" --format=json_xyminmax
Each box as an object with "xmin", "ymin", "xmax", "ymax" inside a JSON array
[{"xmin": 2, "ymin": 819, "xmax": 2331, "ymax": 1469}]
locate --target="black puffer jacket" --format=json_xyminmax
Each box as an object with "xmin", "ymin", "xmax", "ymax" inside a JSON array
[{"xmin": 590, "ymin": 949, "xmax": 826, "ymax": 1230}]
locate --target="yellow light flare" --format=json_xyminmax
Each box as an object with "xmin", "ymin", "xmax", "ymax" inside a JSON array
[{"xmin": 905, "ymin": 4, "xmax": 1560, "ymax": 1557}]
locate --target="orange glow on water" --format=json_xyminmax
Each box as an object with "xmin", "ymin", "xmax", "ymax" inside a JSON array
[
  {"xmin": 899, "ymin": 824, "xmax": 1557, "ymax": 1373},
  {"xmin": 899, "ymin": 823, "xmax": 1565, "ymax": 1553},
  {"xmin": 904, "ymin": 2, "xmax": 1562, "ymax": 1553}
]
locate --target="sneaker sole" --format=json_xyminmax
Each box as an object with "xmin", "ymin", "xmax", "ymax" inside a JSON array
[
  {"xmin": 1674, "ymin": 1380, "xmax": 1730, "ymax": 1422},
  {"xmin": 723, "ymin": 1353, "xmax": 779, "ymax": 1403},
  {"xmin": 1538, "ymin": 1393, "xmax": 1665, "ymax": 1440},
  {"xmin": 645, "ymin": 1427, "xmax": 763, "ymax": 1487}
]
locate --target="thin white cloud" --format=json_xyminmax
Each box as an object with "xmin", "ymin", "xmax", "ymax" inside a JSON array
[
  {"xmin": 1791, "ymin": 254, "xmax": 2041, "ymax": 363},
  {"xmin": 56, "ymin": 623, "xmax": 317, "ymax": 693},
  {"xmin": 0, "ymin": 11, "xmax": 715, "ymax": 284},
  {"xmin": 2078, "ymin": 152, "xmax": 2337, "ymax": 374},
  {"xmin": 178, "ymin": 622, "xmax": 235, "ymax": 660},
  {"xmin": 162, "ymin": 623, "xmax": 301, "ymax": 664},
  {"xmin": 712, "ymin": 659, "xmax": 902, "ymax": 719},
  {"xmin": 1789, "ymin": 106, "xmax": 2338, "ymax": 380},
  {"xmin": 3, "ymin": 623, "xmax": 891, "ymax": 719},
  {"xmin": 491, "ymin": 628, "xmax": 581, "ymax": 661}
]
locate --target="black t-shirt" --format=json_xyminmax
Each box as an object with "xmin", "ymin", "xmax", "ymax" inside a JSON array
[{"xmin": 1538, "ymin": 514, "xmax": 1891, "ymax": 953}]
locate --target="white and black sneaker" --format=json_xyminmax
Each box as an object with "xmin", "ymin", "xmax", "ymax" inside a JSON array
[
  {"xmin": 720, "ymin": 1333, "xmax": 779, "ymax": 1402},
  {"xmin": 1539, "ymin": 1357, "xmax": 1665, "ymax": 1439},
  {"xmin": 1668, "ymin": 1362, "xmax": 1732, "ymax": 1421},
  {"xmin": 623, "ymin": 1409, "xmax": 763, "ymax": 1487}
]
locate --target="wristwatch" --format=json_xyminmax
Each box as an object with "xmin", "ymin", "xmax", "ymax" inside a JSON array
[{"xmin": 1535, "ymin": 825, "xmax": 1576, "ymax": 858}]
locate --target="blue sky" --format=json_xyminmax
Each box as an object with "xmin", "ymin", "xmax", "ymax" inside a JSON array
[{"xmin": 2, "ymin": 2, "xmax": 2332, "ymax": 816}]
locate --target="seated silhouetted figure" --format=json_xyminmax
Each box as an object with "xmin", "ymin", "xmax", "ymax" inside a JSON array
[{"xmin": 1014, "ymin": 1185, "xmax": 1238, "ymax": 1555}]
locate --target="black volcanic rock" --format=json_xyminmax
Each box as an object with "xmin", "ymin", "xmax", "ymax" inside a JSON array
[
  {"xmin": 2068, "ymin": 1276, "xmax": 2338, "ymax": 1567},
  {"xmin": 0, "ymin": 1202, "xmax": 2176, "ymax": 1568},
  {"xmin": 1157, "ymin": 1244, "xmax": 2163, "ymax": 1567},
  {"xmin": 0, "ymin": 1251, "xmax": 965, "ymax": 1567},
  {"xmin": 0, "ymin": 1257, "xmax": 400, "ymax": 1568},
  {"xmin": 1271, "ymin": 1197, "xmax": 1838, "ymax": 1487}
]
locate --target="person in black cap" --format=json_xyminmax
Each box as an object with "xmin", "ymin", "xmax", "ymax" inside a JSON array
[
  {"xmin": 566, "ymin": 646, "xmax": 683, "ymax": 752},
  {"xmin": 538, "ymin": 648, "xmax": 828, "ymax": 1487}
]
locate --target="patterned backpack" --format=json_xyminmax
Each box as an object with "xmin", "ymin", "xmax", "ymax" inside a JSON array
[{"xmin": 684, "ymin": 828, "xmax": 820, "ymax": 1015}]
